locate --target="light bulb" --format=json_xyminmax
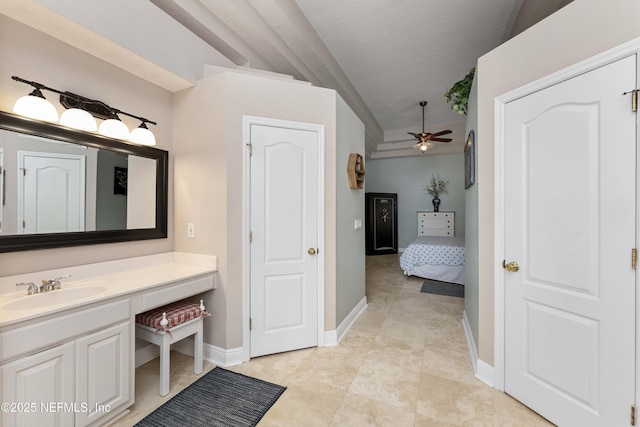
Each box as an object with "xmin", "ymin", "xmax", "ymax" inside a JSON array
[
  {"xmin": 129, "ymin": 122, "xmax": 156, "ymax": 146},
  {"xmin": 60, "ymin": 108, "xmax": 97, "ymax": 131},
  {"xmin": 13, "ymin": 89, "xmax": 58, "ymax": 122},
  {"xmin": 99, "ymin": 117, "xmax": 130, "ymax": 140}
]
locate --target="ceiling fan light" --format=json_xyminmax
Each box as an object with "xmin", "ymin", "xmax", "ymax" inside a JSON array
[
  {"xmin": 419, "ymin": 143, "xmax": 428, "ymax": 153},
  {"xmin": 60, "ymin": 108, "xmax": 97, "ymax": 131},
  {"xmin": 13, "ymin": 89, "xmax": 59, "ymax": 122}
]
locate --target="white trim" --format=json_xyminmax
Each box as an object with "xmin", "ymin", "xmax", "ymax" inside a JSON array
[
  {"xmin": 462, "ymin": 310, "xmax": 494, "ymax": 387},
  {"xmin": 241, "ymin": 115, "xmax": 326, "ymax": 362},
  {"xmin": 476, "ymin": 359, "xmax": 495, "ymax": 388},
  {"xmin": 494, "ymin": 36, "xmax": 640, "ymax": 393},
  {"xmin": 140, "ymin": 340, "xmax": 245, "ymax": 368},
  {"xmin": 325, "ymin": 296, "xmax": 367, "ymax": 347}
]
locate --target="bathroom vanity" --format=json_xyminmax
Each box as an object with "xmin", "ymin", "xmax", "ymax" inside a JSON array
[{"xmin": 0, "ymin": 252, "xmax": 216, "ymax": 427}]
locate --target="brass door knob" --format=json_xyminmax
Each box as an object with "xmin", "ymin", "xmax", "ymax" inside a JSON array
[
  {"xmin": 502, "ymin": 260, "xmax": 519, "ymax": 272},
  {"xmin": 308, "ymin": 248, "xmax": 317, "ymax": 255}
]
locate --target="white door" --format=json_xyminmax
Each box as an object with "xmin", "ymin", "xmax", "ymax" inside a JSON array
[
  {"xmin": 504, "ymin": 55, "xmax": 636, "ymax": 426},
  {"xmin": 19, "ymin": 151, "xmax": 85, "ymax": 234},
  {"xmin": 249, "ymin": 123, "xmax": 319, "ymax": 358}
]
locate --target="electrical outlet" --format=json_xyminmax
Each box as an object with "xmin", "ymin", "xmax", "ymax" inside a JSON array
[
  {"xmin": 187, "ymin": 223, "xmax": 195, "ymax": 238},
  {"xmin": 354, "ymin": 219, "xmax": 362, "ymax": 230}
]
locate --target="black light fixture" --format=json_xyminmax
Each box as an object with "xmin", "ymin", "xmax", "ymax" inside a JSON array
[{"xmin": 11, "ymin": 76, "xmax": 157, "ymax": 145}]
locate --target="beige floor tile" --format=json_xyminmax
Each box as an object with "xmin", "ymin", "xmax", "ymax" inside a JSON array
[
  {"xmin": 417, "ymin": 372, "xmax": 500, "ymax": 426},
  {"xmin": 259, "ymin": 375, "xmax": 345, "ymax": 427},
  {"xmin": 378, "ymin": 312, "xmax": 428, "ymax": 345},
  {"xmin": 422, "ymin": 341, "xmax": 477, "ymax": 385},
  {"xmin": 348, "ymin": 358, "xmax": 420, "ymax": 410},
  {"xmin": 329, "ymin": 392, "xmax": 415, "ymax": 427},
  {"xmin": 365, "ymin": 335, "xmax": 424, "ymax": 373},
  {"xmin": 491, "ymin": 389, "xmax": 556, "ymax": 427},
  {"xmin": 294, "ymin": 349, "xmax": 363, "ymax": 389}
]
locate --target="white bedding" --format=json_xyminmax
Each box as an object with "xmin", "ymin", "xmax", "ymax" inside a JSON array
[{"xmin": 400, "ymin": 236, "xmax": 465, "ymax": 285}]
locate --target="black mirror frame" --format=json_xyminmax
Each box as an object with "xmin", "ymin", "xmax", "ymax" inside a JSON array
[{"xmin": 0, "ymin": 111, "xmax": 168, "ymax": 253}]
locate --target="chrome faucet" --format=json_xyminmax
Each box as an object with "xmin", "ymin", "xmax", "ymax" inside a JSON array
[
  {"xmin": 16, "ymin": 282, "xmax": 39, "ymax": 295},
  {"xmin": 40, "ymin": 274, "xmax": 71, "ymax": 292}
]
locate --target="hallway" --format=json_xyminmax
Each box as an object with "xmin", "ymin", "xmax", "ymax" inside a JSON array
[{"xmin": 115, "ymin": 254, "xmax": 552, "ymax": 426}]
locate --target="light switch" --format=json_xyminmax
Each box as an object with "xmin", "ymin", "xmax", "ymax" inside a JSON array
[
  {"xmin": 354, "ymin": 219, "xmax": 362, "ymax": 230},
  {"xmin": 187, "ymin": 223, "xmax": 195, "ymax": 238}
]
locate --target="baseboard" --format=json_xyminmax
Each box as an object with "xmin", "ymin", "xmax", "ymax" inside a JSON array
[
  {"xmin": 462, "ymin": 310, "xmax": 494, "ymax": 387},
  {"xmin": 324, "ymin": 296, "xmax": 368, "ymax": 347},
  {"xmin": 476, "ymin": 359, "xmax": 495, "ymax": 388},
  {"xmin": 135, "ymin": 343, "xmax": 160, "ymax": 368},
  {"xmin": 135, "ymin": 339, "xmax": 244, "ymax": 369}
]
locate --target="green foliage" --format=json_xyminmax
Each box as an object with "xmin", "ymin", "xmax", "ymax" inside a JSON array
[{"xmin": 444, "ymin": 67, "xmax": 475, "ymax": 115}]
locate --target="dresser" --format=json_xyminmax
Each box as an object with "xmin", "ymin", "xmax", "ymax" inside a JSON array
[{"xmin": 417, "ymin": 211, "xmax": 454, "ymax": 236}]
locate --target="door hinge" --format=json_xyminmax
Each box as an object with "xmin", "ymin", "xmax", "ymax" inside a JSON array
[
  {"xmin": 246, "ymin": 143, "xmax": 253, "ymax": 156},
  {"xmin": 623, "ymin": 89, "xmax": 638, "ymax": 112},
  {"xmin": 22, "ymin": 220, "xmax": 25, "ymax": 228},
  {"xmin": 633, "ymin": 248, "xmax": 637, "ymax": 269},
  {"xmin": 631, "ymin": 404, "xmax": 636, "ymax": 426},
  {"xmin": 21, "ymin": 168, "xmax": 26, "ymax": 176},
  {"xmin": 249, "ymin": 318, "xmax": 252, "ymax": 330},
  {"xmin": 249, "ymin": 231, "xmax": 253, "ymax": 243}
]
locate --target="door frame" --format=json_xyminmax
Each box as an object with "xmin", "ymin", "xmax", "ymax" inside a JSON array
[
  {"xmin": 494, "ymin": 39, "xmax": 640, "ymax": 394},
  {"xmin": 241, "ymin": 115, "xmax": 326, "ymax": 362}
]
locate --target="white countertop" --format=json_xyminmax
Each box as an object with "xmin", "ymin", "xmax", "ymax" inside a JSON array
[{"xmin": 0, "ymin": 252, "xmax": 217, "ymax": 327}]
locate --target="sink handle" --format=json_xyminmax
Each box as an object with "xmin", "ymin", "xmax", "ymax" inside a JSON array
[{"xmin": 16, "ymin": 282, "xmax": 39, "ymax": 295}]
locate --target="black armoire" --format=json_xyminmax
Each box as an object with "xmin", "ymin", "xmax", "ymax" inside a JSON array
[{"xmin": 365, "ymin": 193, "xmax": 398, "ymax": 255}]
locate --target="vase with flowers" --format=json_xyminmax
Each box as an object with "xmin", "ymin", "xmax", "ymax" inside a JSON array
[{"xmin": 425, "ymin": 174, "xmax": 449, "ymax": 212}]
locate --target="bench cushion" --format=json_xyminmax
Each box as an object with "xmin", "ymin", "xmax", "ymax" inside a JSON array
[{"xmin": 136, "ymin": 301, "xmax": 203, "ymax": 330}]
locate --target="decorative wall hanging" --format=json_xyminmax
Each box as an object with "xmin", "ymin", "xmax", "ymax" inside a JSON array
[
  {"xmin": 347, "ymin": 153, "xmax": 365, "ymax": 189},
  {"xmin": 464, "ymin": 130, "xmax": 475, "ymax": 189}
]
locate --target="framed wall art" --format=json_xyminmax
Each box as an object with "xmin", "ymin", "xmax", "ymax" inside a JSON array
[{"xmin": 464, "ymin": 130, "xmax": 475, "ymax": 189}]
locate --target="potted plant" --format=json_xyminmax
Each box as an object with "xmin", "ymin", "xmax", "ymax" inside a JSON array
[
  {"xmin": 425, "ymin": 174, "xmax": 449, "ymax": 212},
  {"xmin": 444, "ymin": 67, "xmax": 475, "ymax": 115}
]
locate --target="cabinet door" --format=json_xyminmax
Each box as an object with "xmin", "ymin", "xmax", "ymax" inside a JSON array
[
  {"xmin": 1, "ymin": 342, "xmax": 74, "ymax": 427},
  {"xmin": 75, "ymin": 322, "xmax": 131, "ymax": 427}
]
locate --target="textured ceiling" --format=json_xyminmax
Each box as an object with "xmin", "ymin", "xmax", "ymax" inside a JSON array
[{"xmin": 151, "ymin": 0, "xmax": 572, "ymax": 157}]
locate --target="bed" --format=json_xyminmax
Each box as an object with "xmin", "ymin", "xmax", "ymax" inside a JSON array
[{"xmin": 400, "ymin": 236, "xmax": 465, "ymax": 285}]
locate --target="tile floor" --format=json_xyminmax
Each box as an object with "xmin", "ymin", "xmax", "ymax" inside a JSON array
[{"xmin": 112, "ymin": 254, "xmax": 553, "ymax": 426}]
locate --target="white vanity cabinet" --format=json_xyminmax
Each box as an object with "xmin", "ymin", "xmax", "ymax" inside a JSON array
[
  {"xmin": 0, "ymin": 299, "xmax": 132, "ymax": 427},
  {"xmin": 1, "ymin": 342, "xmax": 75, "ymax": 427}
]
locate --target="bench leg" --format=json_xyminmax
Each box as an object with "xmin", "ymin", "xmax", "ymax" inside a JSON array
[
  {"xmin": 194, "ymin": 320, "xmax": 203, "ymax": 375},
  {"xmin": 159, "ymin": 333, "xmax": 171, "ymax": 396}
]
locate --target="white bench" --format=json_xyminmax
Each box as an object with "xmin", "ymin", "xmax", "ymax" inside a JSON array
[{"xmin": 135, "ymin": 300, "xmax": 209, "ymax": 396}]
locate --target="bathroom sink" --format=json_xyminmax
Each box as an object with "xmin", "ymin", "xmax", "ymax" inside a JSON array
[{"xmin": 2, "ymin": 286, "xmax": 107, "ymax": 311}]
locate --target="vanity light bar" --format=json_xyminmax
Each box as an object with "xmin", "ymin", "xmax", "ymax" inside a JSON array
[{"xmin": 11, "ymin": 76, "xmax": 157, "ymax": 145}]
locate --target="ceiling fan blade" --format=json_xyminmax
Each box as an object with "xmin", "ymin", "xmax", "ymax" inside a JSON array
[
  {"xmin": 432, "ymin": 130, "xmax": 452, "ymax": 137},
  {"xmin": 430, "ymin": 138, "xmax": 452, "ymax": 143},
  {"xmin": 407, "ymin": 132, "xmax": 419, "ymax": 137}
]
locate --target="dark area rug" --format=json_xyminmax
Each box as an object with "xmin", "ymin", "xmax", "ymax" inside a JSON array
[
  {"xmin": 135, "ymin": 367, "xmax": 286, "ymax": 427},
  {"xmin": 420, "ymin": 279, "xmax": 464, "ymax": 298}
]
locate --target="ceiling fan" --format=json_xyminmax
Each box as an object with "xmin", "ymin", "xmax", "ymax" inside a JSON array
[{"xmin": 408, "ymin": 101, "xmax": 452, "ymax": 153}]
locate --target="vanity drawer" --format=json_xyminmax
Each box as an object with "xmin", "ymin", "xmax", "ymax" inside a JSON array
[
  {"xmin": 0, "ymin": 299, "xmax": 129, "ymax": 362},
  {"xmin": 136, "ymin": 275, "xmax": 214, "ymax": 314}
]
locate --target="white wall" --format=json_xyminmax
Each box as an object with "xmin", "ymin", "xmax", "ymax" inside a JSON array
[
  {"xmin": 173, "ymin": 71, "xmax": 339, "ymax": 349},
  {"xmin": 0, "ymin": 15, "xmax": 174, "ymax": 275},
  {"xmin": 365, "ymin": 153, "xmax": 465, "ymax": 249},
  {"xmin": 475, "ymin": 0, "xmax": 640, "ymax": 365}
]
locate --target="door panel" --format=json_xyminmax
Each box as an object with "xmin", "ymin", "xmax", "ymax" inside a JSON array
[
  {"xmin": 250, "ymin": 124, "xmax": 319, "ymax": 358},
  {"xmin": 504, "ymin": 55, "xmax": 636, "ymax": 426},
  {"xmin": 19, "ymin": 152, "xmax": 85, "ymax": 234}
]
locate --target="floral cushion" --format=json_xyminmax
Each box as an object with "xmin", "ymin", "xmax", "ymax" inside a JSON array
[{"xmin": 135, "ymin": 301, "xmax": 204, "ymax": 331}]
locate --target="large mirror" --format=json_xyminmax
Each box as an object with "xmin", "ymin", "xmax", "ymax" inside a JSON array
[{"xmin": 0, "ymin": 111, "xmax": 168, "ymax": 252}]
